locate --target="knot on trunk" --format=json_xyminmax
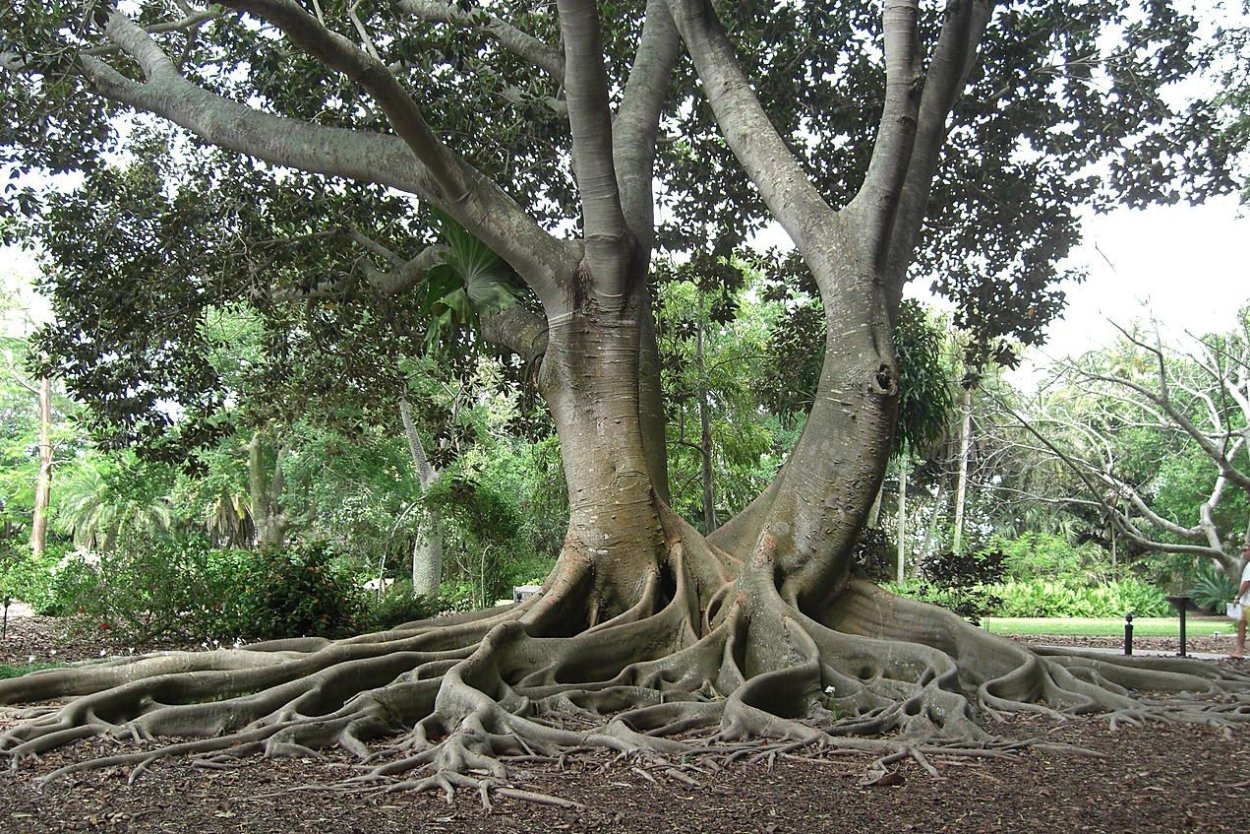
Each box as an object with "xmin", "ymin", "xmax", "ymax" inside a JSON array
[{"xmin": 872, "ymin": 363, "xmax": 897, "ymax": 396}]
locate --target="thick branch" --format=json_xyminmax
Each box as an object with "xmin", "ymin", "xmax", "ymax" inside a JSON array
[
  {"xmin": 222, "ymin": 0, "xmax": 467, "ymax": 200},
  {"xmin": 613, "ymin": 0, "xmax": 681, "ymax": 257},
  {"xmin": 846, "ymin": 0, "xmax": 923, "ymax": 275},
  {"xmin": 352, "ymin": 237, "xmax": 448, "ymax": 296},
  {"xmin": 88, "ymin": 8, "xmax": 571, "ymax": 310},
  {"xmin": 665, "ymin": 0, "xmax": 838, "ymax": 278},
  {"xmin": 479, "ymin": 306, "xmax": 549, "ymax": 365},
  {"xmin": 557, "ymin": 0, "xmax": 631, "ymax": 303},
  {"xmin": 883, "ymin": 1, "xmax": 993, "ymax": 306}
]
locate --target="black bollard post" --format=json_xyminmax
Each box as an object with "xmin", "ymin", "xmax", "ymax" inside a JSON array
[
  {"xmin": 1124, "ymin": 611, "xmax": 1134, "ymax": 656},
  {"xmin": 1167, "ymin": 595, "xmax": 1192, "ymax": 658},
  {"xmin": 2, "ymin": 595, "xmax": 9, "ymax": 641},
  {"xmin": 1178, "ymin": 605, "xmax": 1187, "ymax": 657}
]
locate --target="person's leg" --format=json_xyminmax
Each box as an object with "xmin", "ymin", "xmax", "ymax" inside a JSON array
[{"xmin": 1235, "ymin": 609, "xmax": 1247, "ymax": 658}]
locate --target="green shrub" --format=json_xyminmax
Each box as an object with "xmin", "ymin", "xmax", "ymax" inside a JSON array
[
  {"xmin": 234, "ymin": 542, "xmax": 364, "ymax": 640},
  {"xmin": 914, "ymin": 549, "xmax": 1007, "ymax": 624},
  {"xmin": 881, "ymin": 581, "xmax": 969, "ymax": 617},
  {"xmin": 0, "ymin": 543, "xmax": 76, "ymax": 615},
  {"xmin": 887, "ymin": 574, "xmax": 1171, "ymax": 619},
  {"xmin": 1186, "ymin": 562, "xmax": 1239, "ymax": 613},
  {"xmin": 502, "ymin": 549, "xmax": 556, "ymax": 589},
  {"xmin": 53, "ymin": 533, "xmax": 249, "ymax": 643},
  {"xmin": 362, "ymin": 580, "xmax": 441, "ymax": 631},
  {"xmin": 985, "ymin": 532, "xmax": 1111, "ymax": 582},
  {"xmin": 0, "ymin": 661, "xmax": 65, "ymax": 680},
  {"xmin": 41, "ymin": 536, "xmax": 364, "ymax": 644},
  {"xmin": 436, "ymin": 580, "xmax": 482, "ymax": 612},
  {"xmin": 988, "ymin": 577, "xmax": 1169, "ymax": 618}
]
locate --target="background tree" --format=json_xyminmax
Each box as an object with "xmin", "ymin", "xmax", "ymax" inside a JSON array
[
  {"xmin": 1, "ymin": 0, "xmax": 1247, "ymax": 801},
  {"xmin": 1009, "ymin": 313, "xmax": 1250, "ymax": 582}
]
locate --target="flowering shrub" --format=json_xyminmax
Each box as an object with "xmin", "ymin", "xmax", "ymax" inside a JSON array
[{"xmin": 231, "ymin": 542, "xmax": 364, "ymax": 640}]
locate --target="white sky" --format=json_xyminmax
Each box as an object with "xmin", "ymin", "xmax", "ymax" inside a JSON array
[{"xmin": 1026, "ymin": 196, "xmax": 1249, "ymax": 362}]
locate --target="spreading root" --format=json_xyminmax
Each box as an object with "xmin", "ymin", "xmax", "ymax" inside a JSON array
[{"xmin": 3, "ymin": 521, "xmax": 1249, "ymax": 808}]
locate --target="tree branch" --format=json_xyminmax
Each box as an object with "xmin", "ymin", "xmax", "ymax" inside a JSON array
[
  {"xmin": 556, "ymin": 0, "xmax": 631, "ymax": 304},
  {"xmin": 479, "ymin": 305, "xmax": 549, "ymax": 365},
  {"xmin": 665, "ymin": 0, "xmax": 837, "ymax": 278},
  {"xmin": 883, "ymin": 0, "xmax": 994, "ymax": 307},
  {"xmin": 350, "ymin": 235, "xmax": 448, "ymax": 296},
  {"xmin": 87, "ymin": 7, "xmax": 571, "ymax": 311},
  {"xmin": 613, "ymin": 0, "xmax": 681, "ymax": 258},
  {"xmin": 399, "ymin": 0, "xmax": 565, "ymax": 80},
  {"xmin": 846, "ymin": 0, "xmax": 924, "ymax": 275},
  {"xmin": 994, "ymin": 393, "xmax": 1239, "ymax": 573},
  {"xmin": 223, "ymin": 0, "xmax": 468, "ymax": 200}
]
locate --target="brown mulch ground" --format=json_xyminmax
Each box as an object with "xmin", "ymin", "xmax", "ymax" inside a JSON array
[{"xmin": 2, "ymin": 615, "xmax": 1249, "ymax": 834}]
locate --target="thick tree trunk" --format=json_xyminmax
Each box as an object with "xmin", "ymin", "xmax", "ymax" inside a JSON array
[
  {"xmin": 29, "ymin": 377, "xmax": 52, "ymax": 557},
  {"xmin": 537, "ymin": 289, "xmax": 670, "ymax": 621},
  {"xmin": 718, "ymin": 225, "xmax": 898, "ymax": 607}
]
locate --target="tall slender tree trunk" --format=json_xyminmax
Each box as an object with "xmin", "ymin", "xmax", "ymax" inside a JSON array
[
  {"xmin": 29, "ymin": 377, "xmax": 52, "ymax": 557},
  {"xmin": 951, "ymin": 387, "xmax": 973, "ymax": 555},
  {"xmin": 1109, "ymin": 518, "xmax": 1117, "ymax": 571},
  {"xmin": 896, "ymin": 444, "xmax": 909, "ymax": 581},
  {"xmin": 866, "ymin": 485, "xmax": 884, "ymax": 528},
  {"xmin": 921, "ymin": 480, "xmax": 945, "ymax": 559},
  {"xmin": 400, "ymin": 399, "xmax": 443, "ymax": 598},
  {"xmin": 696, "ymin": 321, "xmax": 717, "ymax": 533}
]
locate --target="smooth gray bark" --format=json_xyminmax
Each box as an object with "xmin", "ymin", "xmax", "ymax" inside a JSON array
[
  {"xmin": 951, "ymin": 388, "xmax": 973, "ymax": 555},
  {"xmin": 29, "ymin": 378, "xmax": 52, "ymax": 557},
  {"xmin": 399, "ymin": 399, "xmax": 443, "ymax": 598}
]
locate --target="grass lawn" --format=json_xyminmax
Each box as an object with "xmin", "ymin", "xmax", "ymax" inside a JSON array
[
  {"xmin": 0, "ymin": 661, "xmax": 64, "ymax": 680},
  {"xmin": 982, "ymin": 616, "xmax": 1237, "ymax": 638}
]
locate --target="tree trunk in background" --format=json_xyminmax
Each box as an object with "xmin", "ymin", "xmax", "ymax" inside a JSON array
[
  {"xmin": 1109, "ymin": 518, "xmax": 1117, "ymax": 570},
  {"xmin": 921, "ymin": 480, "xmax": 944, "ymax": 561},
  {"xmin": 866, "ymin": 485, "xmax": 884, "ymax": 528},
  {"xmin": 951, "ymin": 388, "xmax": 973, "ymax": 555},
  {"xmin": 248, "ymin": 433, "xmax": 286, "ymax": 547},
  {"xmin": 29, "ymin": 377, "xmax": 52, "ymax": 557},
  {"xmin": 696, "ymin": 322, "xmax": 717, "ymax": 533},
  {"xmin": 896, "ymin": 445, "xmax": 908, "ymax": 581},
  {"xmin": 400, "ymin": 399, "xmax": 443, "ymax": 597}
]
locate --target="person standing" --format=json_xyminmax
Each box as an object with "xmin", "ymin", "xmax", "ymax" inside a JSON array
[{"xmin": 1234, "ymin": 543, "xmax": 1250, "ymax": 659}]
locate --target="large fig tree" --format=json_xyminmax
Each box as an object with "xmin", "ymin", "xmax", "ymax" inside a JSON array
[{"xmin": 1, "ymin": 0, "xmax": 1247, "ymax": 798}]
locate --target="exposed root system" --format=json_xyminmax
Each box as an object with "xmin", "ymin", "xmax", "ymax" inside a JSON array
[{"xmin": 4, "ymin": 518, "xmax": 1249, "ymax": 808}]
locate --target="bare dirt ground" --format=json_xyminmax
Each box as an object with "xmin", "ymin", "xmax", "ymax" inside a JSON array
[{"xmin": 2, "ymin": 614, "xmax": 1249, "ymax": 834}]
